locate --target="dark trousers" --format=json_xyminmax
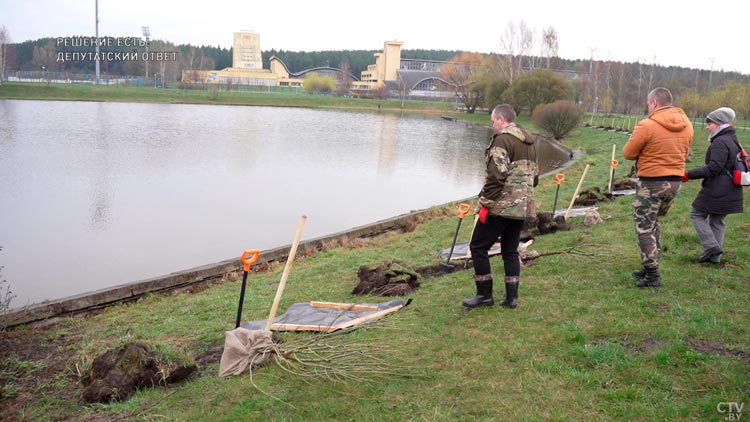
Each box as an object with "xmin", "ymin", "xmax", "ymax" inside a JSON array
[{"xmin": 469, "ymin": 215, "xmax": 524, "ymax": 277}]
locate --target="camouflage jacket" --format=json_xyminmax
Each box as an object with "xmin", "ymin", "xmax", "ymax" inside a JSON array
[{"xmin": 477, "ymin": 123, "xmax": 539, "ymax": 220}]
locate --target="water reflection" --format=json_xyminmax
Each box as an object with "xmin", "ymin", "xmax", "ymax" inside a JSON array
[{"xmin": 0, "ymin": 100, "xmax": 567, "ymax": 307}]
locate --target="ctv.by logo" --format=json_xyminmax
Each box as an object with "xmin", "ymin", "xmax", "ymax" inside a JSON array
[{"xmin": 717, "ymin": 402, "xmax": 744, "ymax": 421}]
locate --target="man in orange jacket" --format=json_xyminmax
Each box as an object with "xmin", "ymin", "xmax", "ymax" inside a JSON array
[{"xmin": 622, "ymin": 87, "xmax": 693, "ymax": 288}]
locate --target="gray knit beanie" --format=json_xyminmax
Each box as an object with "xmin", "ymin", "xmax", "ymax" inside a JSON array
[{"xmin": 706, "ymin": 107, "xmax": 736, "ymax": 124}]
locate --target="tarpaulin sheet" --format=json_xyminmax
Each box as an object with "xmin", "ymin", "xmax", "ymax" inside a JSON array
[
  {"xmin": 553, "ymin": 206, "xmax": 599, "ymax": 219},
  {"xmin": 239, "ymin": 299, "xmax": 408, "ymax": 332}
]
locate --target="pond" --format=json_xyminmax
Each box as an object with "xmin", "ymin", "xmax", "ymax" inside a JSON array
[{"xmin": 0, "ymin": 99, "xmax": 569, "ymax": 307}]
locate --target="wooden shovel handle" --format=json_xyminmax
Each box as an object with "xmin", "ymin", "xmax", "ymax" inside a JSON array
[
  {"xmin": 565, "ymin": 164, "xmax": 590, "ymax": 220},
  {"xmin": 265, "ymin": 215, "xmax": 307, "ymax": 331}
]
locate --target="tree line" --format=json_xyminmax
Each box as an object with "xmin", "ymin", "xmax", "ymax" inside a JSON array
[
  {"xmin": 438, "ymin": 50, "xmax": 750, "ymax": 121},
  {"xmin": 0, "ymin": 36, "xmax": 459, "ymax": 82},
  {"xmin": 1, "ymin": 25, "xmax": 749, "ymax": 119}
]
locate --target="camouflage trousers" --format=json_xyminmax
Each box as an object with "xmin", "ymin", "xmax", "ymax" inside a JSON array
[{"xmin": 632, "ymin": 179, "xmax": 682, "ymax": 268}]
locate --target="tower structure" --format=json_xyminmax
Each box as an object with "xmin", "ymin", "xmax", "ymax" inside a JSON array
[{"xmin": 233, "ymin": 31, "xmax": 262, "ymax": 69}]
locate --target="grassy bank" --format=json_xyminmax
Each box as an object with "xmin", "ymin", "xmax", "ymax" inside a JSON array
[
  {"xmin": 0, "ymin": 82, "xmax": 457, "ymax": 114},
  {"xmin": 1, "ymin": 87, "xmax": 749, "ymax": 421}
]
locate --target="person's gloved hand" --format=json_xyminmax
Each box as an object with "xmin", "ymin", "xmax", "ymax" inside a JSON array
[
  {"xmin": 479, "ymin": 206, "xmax": 489, "ymax": 224},
  {"xmin": 682, "ymin": 172, "xmax": 689, "ymax": 182}
]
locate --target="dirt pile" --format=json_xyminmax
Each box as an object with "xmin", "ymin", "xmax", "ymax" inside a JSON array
[
  {"xmin": 531, "ymin": 212, "xmax": 571, "ymax": 235},
  {"xmin": 82, "ymin": 342, "xmax": 196, "ymax": 404},
  {"xmin": 352, "ymin": 262, "xmax": 421, "ymax": 296},
  {"xmin": 572, "ymin": 179, "xmax": 638, "ymax": 206}
]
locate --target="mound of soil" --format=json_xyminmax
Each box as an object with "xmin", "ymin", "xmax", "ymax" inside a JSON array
[
  {"xmin": 613, "ymin": 178, "xmax": 637, "ymax": 191},
  {"xmin": 82, "ymin": 342, "xmax": 196, "ymax": 404},
  {"xmin": 352, "ymin": 262, "xmax": 421, "ymax": 296},
  {"xmin": 574, "ymin": 186, "xmax": 611, "ymax": 206},
  {"xmin": 533, "ymin": 212, "xmax": 571, "ymax": 235}
]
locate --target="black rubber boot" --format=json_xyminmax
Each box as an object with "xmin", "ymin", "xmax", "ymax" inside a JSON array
[
  {"xmin": 462, "ymin": 276, "xmax": 494, "ymax": 308},
  {"xmin": 631, "ymin": 268, "xmax": 646, "ymax": 279},
  {"xmin": 636, "ymin": 266, "xmax": 661, "ymax": 288},
  {"xmin": 500, "ymin": 276, "xmax": 519, "ymax": 309}
]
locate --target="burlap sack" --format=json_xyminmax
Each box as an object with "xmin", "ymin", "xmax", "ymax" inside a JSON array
[{"xmin": 218, "ymin": 328, "xmax": 275, "ymax": 377}]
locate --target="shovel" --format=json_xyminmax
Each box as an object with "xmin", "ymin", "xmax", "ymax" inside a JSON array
[
  {"xmin": 607, "ymin": 143, "xmax": 618, "ymax": 193},
  {"xmin": 440, "ymin": 203, "xmax": 472, "ymax": 273},
  {"xmin": 265, "ymin": 215, "xmax": 307, "ymax": 331},
  {"xmin": 235, "ymin": 249, "xmax": 260, "ymax": 328},
  {"xmin": 565, "ymin": 164, "xmax": 590, "ymax": 220},
  {"xmin": 551, "ymin": 172, "xmax": 565, "ymax": 217},
  {"xmin": 608, "ymin": 159, "xmax": 619, "ymax": 193}
]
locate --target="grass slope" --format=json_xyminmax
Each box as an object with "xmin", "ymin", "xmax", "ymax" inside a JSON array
[{"xmin": 0, "ymin": 87, "xmax": 748, "ymax": 421}]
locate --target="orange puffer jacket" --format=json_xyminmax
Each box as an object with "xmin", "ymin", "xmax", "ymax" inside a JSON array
[{"xmin": 623, "ymin": 106, "xmax": 693, "ymax": 178}]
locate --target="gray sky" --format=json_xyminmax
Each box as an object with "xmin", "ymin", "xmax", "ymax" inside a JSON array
[{"xmin": 1, "ymin": 0, "xmax": 747, "ymax": 75}]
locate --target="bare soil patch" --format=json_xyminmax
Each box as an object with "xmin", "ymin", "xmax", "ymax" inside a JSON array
[
  {"xmin": 685, "ymin": 337, "xmax": 750, "ymax": 363},
  {"xmin": 0, "ymin": 327, "xmax": 81, "ymax": 421}
]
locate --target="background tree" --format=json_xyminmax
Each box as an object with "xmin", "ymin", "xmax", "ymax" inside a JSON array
[
  {"xmin": 540, "ymin": 26, "xmax": 559, "ymax": 69},
  {"xmin": 32, "ymin": 40, "xmax": 56, "ymax": 83},
  {"xmin": 482, "ymin": 77, "xmax": 510, "ymax": 111},
  {"xmin": 336, "ymin": 60, "xmax": 353, "ymax": 96},
  {"xmin": 372, "ymin": 84, "xmax": 390, "ymax": 99},
  {"xmin": 532, "ymin": 100, "xmax": 582, "ymax": 140},
  {"xmin": 179, "ymin": 48, "xmax": 214, "ymax": 85},
  {"xmin": 500, "ymin": 20, "xmax": 533, "ymax": 82},
  {"xmin": 441, "ymin": 52, "xmax": 484, "ymax": 113},
  {"xmin": 302, "ymin": 72, "xmax": 336, "ymax": 94},
  {"xmin": 676, "ymin": 89, "xmax": 703, "ymax": 119},
  {"xmin": 505, "ymin": 68, "xmax": 573, "ymax": 115},
  {"xmin": 397, "ymin": 72, "xmax": 412, "ymax": 108},
  {"xmin": 181, "ymin": 46, "xmax": 209, "ymax": 84},
  {"xmin": 148, "ymin": 40, "xmax": 179, "ymax": 88},
  {"xmin": 0, "ymin": 25, "xmax": 9, "ymax": 85}
]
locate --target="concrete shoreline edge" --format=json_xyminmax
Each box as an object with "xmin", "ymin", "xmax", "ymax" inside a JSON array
[
  {"xmin": 0, "ymin": 200, "xmax": 471, "ymax": 328},
  {"xmin": 1, "ymin": 138, "xmax": 575, "ymax": 328}
]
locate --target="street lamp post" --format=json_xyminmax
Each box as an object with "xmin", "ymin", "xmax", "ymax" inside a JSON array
[
  {"xmin": 94, "ymin": 0, "xmax": 100, "ymax": 85},
  {"xmin": 141, "ymin": 26, "xmax": 150, "ymax": 85}
]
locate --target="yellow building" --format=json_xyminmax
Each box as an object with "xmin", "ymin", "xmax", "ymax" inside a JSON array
[
  {"xmin": 232, "ymin": 31, "xmax": 262, "ymax": 69},
  {"xmin": 181, "ymin": 35, "xmax": 456, "ymax": 99},
  {"xmin": 181, "ymin": 31, "xmax": 285, "ymax": 86},
  {"xmin": 182, "ymin": 33, "xmax": 406, "ymax": 92},
  {"xmin": 351, "ymin": 40, "xmax": 404, "ymax": 94}
]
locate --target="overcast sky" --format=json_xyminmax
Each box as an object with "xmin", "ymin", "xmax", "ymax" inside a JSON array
[{"xmin": 1, "ymin": 0, "xmax": 748, "ymax": 75}]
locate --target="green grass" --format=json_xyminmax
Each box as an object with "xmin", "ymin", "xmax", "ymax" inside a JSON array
[
  {"xmin": 1, "ymin": 86, "xmax": 748, "ymax": 421},
  {"xmin": 0, "ymin": 82, "xmax": 456, "ymax": 114}
]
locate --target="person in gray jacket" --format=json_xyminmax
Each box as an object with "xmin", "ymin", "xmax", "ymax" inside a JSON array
[{"xmin": 683, "ymin": 107, "xmax": 744, "ymax": 264}]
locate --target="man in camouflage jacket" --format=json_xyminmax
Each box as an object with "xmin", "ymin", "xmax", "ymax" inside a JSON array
[{"xmin": 464, "ymin": 104, "xmax": 538, "ymax": 309}]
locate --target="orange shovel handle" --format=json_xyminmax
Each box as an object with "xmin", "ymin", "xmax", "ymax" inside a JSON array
[
  {"xmin": 611, "ymin": 159, "xmax": 619, "ymax": 169},
  {"xmin": 554, "ymin": 173, "xmax": 565, "ymax": 185},
  {"xmin": 240, "ymin": 249, "xmax": 260, "ymax": 272},
  {"xmin": 457, "ymin": 203, "xmax": 472, "ymax": 219}
]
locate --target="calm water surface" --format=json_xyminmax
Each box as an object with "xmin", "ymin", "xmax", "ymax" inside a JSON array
[{"xmin": 0, "ymin": 99, "xmax": 565, "ymax": 307}]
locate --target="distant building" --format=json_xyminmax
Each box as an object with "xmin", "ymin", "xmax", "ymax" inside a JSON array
[
  {"xmin": 233, "ymin": 31, "xmax": 262, "ymax": 69},
  {"xmin": 181, "ymin": 33, "xmax": 457, "ymax": 99},
  {"xmin": 181, "ymin": 31, "xmax": 279, "ymax": 86}
]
